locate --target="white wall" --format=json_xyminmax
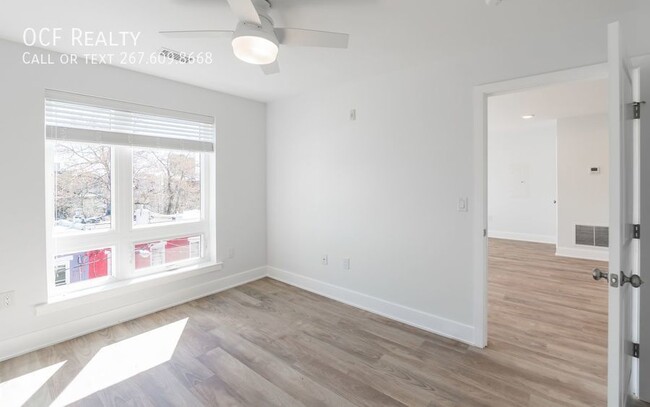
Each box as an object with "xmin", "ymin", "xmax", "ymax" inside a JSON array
[
  {"xmin": 556, "ymin": 114, "xmax": 609, "ymax": 260},
  {"xmin": 0, "ymin": 39, "xmax": 267, "ymax": 360},
  {"xmin": 488, "ymin": 121, "xmax": 557, "ymax": 244},
  {"xmin": 267, "ymin": 12, "xmax": 650, "ymax": 345}
]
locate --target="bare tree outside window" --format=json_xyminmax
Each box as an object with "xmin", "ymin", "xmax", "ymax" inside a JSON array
[
  {"xmin": 54, "ymin": 143, "xmax": 111, "ymax": 235},
  {"xmin": 132, "ymin": 148, "xmax": 201, "ymax": 226}
]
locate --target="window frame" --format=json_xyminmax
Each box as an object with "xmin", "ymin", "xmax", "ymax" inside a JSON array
[{"xmin": 45, "ymin": 123, "xmax": 216, "ymax": 299}]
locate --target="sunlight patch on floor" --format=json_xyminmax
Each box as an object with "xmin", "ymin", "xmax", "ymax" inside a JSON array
[
  {"xmin": 51, "ymin": 318, "xmax": 188, "ymax": 406},
  {"xmin": 0, "ymin": 361, "xmax": 66, "ymax": 407}
]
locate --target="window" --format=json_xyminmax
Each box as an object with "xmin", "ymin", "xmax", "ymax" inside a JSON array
[
  {"xmin": 135, "ymin": 235, "xmax": 201, "ymax": 271},
  {"xmin": 133, "ymin": 148, "xmax": 201, "ymax": 226},
  {"xmin": 54, "ymin": 248, "xmax": 113, "ymax": 287},
  {"xmin": 45, "ymin": 90, "xmax": 215, "ymax": 296},
  {"xmin": 54, "ymin": 143, "xmax": 112, "ymax": 235}
]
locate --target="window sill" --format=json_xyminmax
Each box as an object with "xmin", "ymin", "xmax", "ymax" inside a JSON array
[{"xmin": 35, "ymin": 261, "xmax": 223, "ymax": 316}]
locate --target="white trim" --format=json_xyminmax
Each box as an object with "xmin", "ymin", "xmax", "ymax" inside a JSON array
[
  {"xmin": 267, "ymin": 266, "xmax": 475, "ymax": 346},
  {"xmin": 488, "ymin": 230, "xmax": 557, "ymax": 244},
  {"xmin": 555, "ymin": 246, "xmax": 609, "ymax": 261},
  {"xmin": 608, "ymin": 22, "xmax": 625, "ymax": 406},
  {"xmin": 473, "ymin": 63, "xmax": 609, "ymax": 349},
  {"xmin": 0, "ymin": 266, "xmax": 266, "ymax": 363},
  {"xmin": 3, "ymin": 265, "xmax": 481, "ymax": 363}
]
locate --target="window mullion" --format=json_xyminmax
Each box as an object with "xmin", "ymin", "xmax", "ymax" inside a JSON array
[
  {"xmin": 129, "ymin": 223, "xmax": 207, "ymax": 242},
  {"xmin": 53, "ymin": 232, "xmax": 119, "ymax": 254},
  {"xmin": 114, "ymin": 146, "xmax": 133, "ymax": 280},
  {"xmin": 45, "ymin": 143, "xmax": 56, "ymax": 295},
  {"xmin": 204, "ymin": 153, "xmax": 215, "ymax": 263}
]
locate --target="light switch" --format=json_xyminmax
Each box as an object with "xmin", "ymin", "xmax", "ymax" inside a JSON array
[{"xmin": 458, "ymin": 197, "xmax": 469, "ymax": 212}]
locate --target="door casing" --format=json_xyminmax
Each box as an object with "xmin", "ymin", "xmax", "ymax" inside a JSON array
[{"xmin": 472, "ymin": 63, "xmax": 609, "ymax": 347}]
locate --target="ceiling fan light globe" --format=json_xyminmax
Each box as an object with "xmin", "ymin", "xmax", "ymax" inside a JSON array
[{"xmin": 232, "ymin": 35, "xmax": 278, "ymax": 65}]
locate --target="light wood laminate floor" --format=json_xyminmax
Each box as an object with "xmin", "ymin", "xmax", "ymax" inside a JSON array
[{"xmin": 0, "ymin": 239, "xmax": 633, "ymax": 406}]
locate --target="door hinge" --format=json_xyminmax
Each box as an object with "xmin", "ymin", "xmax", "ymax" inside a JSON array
[
  {"xmin": 633, "ymin": 224, "xmax": 641, "ymax": 239},
  {"xmin": 633, "ymin": 102, "xmax": 641, "ymax": 119},
  {"xmin": 633, "ymin": 343, "xmax": 640, "ymax": 359}
]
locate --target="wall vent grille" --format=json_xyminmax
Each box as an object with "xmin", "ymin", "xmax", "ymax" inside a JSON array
[
  {"xmin": 158, "ymin": 48, "xmax": 194, "ymax": 64},
  {"xmin": 594, "ymin": 227, "xmax": 609, "ymax": 247},
  {"xmin": 575, "ymin": 225, "xmax": 609, "ymax": 248}
]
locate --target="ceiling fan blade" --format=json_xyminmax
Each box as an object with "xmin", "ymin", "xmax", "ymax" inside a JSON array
[
  {"xmin": 261, "ymin": 60, "xmax": 280, "ymax": 75},
  {"xmin": 225, "ymin": 0, "xmax": 261, "ymax": 25},
  {"xmin": 159, "ymin": 30, "xmax": 233, "ymax": 39},
  {"xmin": 275, "ymin": 28, "xmax": 349, "ymax": 48}
]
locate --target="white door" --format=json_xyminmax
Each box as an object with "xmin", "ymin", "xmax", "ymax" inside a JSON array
[
  {"xmin": 608, "ymin": 21, "xmax": 645, "ymax": 407},
  {"xmin": 638, "ymin": 54, "xmax": 650, "ymax": 404}
]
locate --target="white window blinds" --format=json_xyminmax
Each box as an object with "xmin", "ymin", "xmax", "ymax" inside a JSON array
[{"xmin": 45, "ymin": 90, "xmax": 215, "ymax": 152}]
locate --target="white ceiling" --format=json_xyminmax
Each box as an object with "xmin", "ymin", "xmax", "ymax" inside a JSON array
[
  {"xmin": 488, "ymin": 78, "xmax": 607, "ymax": 132},
  {"xmin": 0, "ymin": 0, "xmax": 646, "ymax": 101}
]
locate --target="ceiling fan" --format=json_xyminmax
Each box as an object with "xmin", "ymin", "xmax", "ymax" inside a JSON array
[{"xmin": 160, "ymin": 0, "xmax": 350, "ymax": 75}]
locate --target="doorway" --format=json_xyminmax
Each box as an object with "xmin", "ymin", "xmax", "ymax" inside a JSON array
[
  {"xmin": 472, "ymin": 65, "xmax": 615, "ymax": 403},
  {"xmin": 474, "ymin": 23, "xmax": 650, "ymax": 406},
  {"xmin": 474, "ymin": 59, "xmax": 650, "ymax": 407},
  {"xmin": 472, "ymin": 64, "xmax": 610, "ymax": 345},
  {"xmin": 487, "ymin": 74, "xmax": 610, "ymax": 405}
]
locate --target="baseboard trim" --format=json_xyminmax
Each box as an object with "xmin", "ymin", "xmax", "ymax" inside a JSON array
[
  {"xmin": 1, "ymin": 264, "xmax": 479, "ymax": 361},
  {"xmin": 555, "ymin": 247, "xmax": 609, "ymax": 261},
  {"xmin": 0, "ymin": 266, "xmax": 267, "ymax": 362},
  {"xmin": 267, "ymin": 266, "xmax": 476, "ymax": 346},
  {"xmin": 488, "ymin": 230, "xmax": 556, "ymax": 244}
]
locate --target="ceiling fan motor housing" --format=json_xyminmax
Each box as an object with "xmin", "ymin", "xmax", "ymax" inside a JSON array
[{"xmin": 232, "ymin": 14, "xmax": 279, "ymax": 65}]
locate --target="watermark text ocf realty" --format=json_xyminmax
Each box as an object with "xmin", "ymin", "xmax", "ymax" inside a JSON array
[{"xmin": 23, "ymin": 28, "xmax": 141, "ymax": 47}]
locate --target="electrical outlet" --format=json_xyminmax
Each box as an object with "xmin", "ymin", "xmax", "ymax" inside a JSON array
[
  {"xmin": 321, "ymin": 255, "xmax": 328, "ymax": 266},
  {"xmin": 228, "ymin": 248, "xmax": 235, "ymax": 259},
  {"xmin": 342, "ymin": 258, "xmax": 351, "ymax": 270},
  {"xmin": 0, "ymin": 291, "xmax": 15, "ymax": 309}
]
